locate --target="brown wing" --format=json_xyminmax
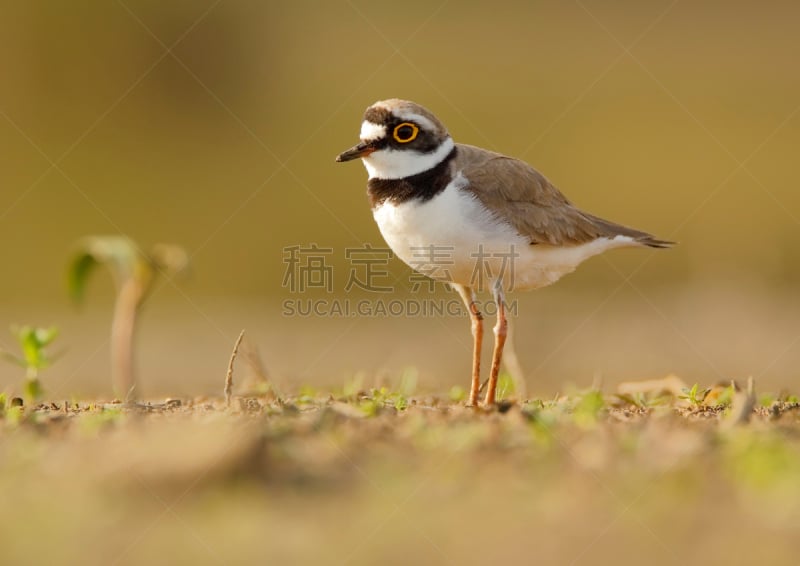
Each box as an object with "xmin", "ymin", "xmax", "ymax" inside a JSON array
[{"xmin": 453, "ymin": 144, "xmax": 672, "ymax": 248}]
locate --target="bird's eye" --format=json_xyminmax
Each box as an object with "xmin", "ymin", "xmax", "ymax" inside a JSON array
[{"xmin": 392, "ymin": 122, "xmax": 419, "ymax": 143}]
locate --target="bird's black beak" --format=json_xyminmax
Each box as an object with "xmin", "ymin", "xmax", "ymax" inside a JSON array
[{"xmin": 335, "ymin": 140, "xmax": 377, "ymax": 163}]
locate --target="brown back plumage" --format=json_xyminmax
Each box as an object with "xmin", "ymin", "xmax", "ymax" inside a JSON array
[{"xmin": 452, "ymin": 144, "xmax": 673, "ymax": 248}]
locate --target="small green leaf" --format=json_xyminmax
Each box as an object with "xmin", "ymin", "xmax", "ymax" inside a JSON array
[
  {"xmin": 67, "ymin": 252, "xmax": 99, "ymax": 304},
  {"xmin": 298, "ymin": 384, "xmax": 317, "ymax": 399},
  {"xmin": 679, "ymin": 383, "xmax": 711, "ymax": 406},
  {"xmin": 5, "ymin": 405, "xmax": 23, "ymax": 426},
  {"xmin": 34, "ymin": 327, "xmax": 59, "ymax": 347},
  {"xmin": 67, "ymin": 236, "xmax": 156, "ymax": 303},
  {"xmin": 449, "ymin": 386, "xmax": 466, "ymax": 403},
  {"xmin": 18, "ymin": 327, "xmax": 44, "ymax": 369},
  {"xmin": 359, "ymin": 399, "xmax": 380, "ymax": 417},
  {"xmin": 573, "ymin": 390, "xmax": 605, "ymax": 428}
]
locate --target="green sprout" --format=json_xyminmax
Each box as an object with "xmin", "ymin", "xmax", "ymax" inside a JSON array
[
  {"xmin": 296, "ymin": 385, "xmax": 318, "ymax": 405},
  {"xmin": 614, "ymin": 391, "xmax": 648, "ymax": 409},
  {"xmin": 679, "ymin": 383, "xmax": 712, "ymax": 407},
  {"xmin": 573, "ymin": 389, "xmax": 606, "ymax": 428},
  {"xmin": 358, "ymin": 387, "xmax": 409, "ymax": 415},
  {"xmin": 67, "ymin": 236, "xmax": 187, "ymax": 399},
  {"xmin": 449, "ymin": 385, "xmax": 467, "ymax": 403},
  {"xmin": 0, "ymin": 325, "xmax": 59, "ymax": 402},
  {"xmin": 496, "ymin": 373, "xmax": 516, "ymax": 401}
]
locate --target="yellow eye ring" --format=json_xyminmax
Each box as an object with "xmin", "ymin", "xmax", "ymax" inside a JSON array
[{"xmin": 392, "ymin": 122, "xmax": 419, "ymax": 143}]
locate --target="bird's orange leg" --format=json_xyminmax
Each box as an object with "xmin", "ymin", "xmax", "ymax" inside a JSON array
[
  {"xmin": 453, "ymin": 284, "xmax": 483, "ymax": 407},
  {"xmin": 485, "ymin": 283, "xmax": 507, "ymax": 406}
]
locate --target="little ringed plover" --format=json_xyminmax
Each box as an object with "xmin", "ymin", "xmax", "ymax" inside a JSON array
[{"xmin": 336, "ymin": 98, "xmax": 673, "ymax": 407}]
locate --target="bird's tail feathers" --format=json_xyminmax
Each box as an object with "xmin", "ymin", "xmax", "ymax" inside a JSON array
[{"xmin": 585, "ymin": 213, "xmax": 676, "ymax": 249}]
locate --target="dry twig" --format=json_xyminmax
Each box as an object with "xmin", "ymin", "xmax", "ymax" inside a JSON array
[{"xmin": 224, "ymin": 330, "xmax": 246, "ymax": 407}]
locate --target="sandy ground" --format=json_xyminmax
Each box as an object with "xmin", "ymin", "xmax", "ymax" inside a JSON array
[{"xmin": 1, "ymin": 383, "xmax": 799, "ymax": 565}]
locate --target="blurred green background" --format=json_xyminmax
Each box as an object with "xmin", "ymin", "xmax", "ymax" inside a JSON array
[{"xmin": 1, "ymin": 0, "xmax": 799, "ymax": 397}]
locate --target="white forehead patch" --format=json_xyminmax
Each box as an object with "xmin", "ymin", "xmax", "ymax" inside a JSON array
[{"xmin": 360, "ymin": 121, "xmax": 386, "ymax": 140}]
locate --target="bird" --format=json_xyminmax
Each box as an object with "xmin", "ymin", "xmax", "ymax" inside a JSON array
[{"xmin": 335, "ymin": 99, "xmax": 673, "ymax": 407}]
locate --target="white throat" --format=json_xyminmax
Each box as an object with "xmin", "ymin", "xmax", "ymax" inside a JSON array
[{"xmin": 362, "ymin": 137, "xmax": 454, "ymax": 180}]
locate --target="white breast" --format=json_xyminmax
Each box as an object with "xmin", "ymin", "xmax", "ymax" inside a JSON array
[{"xmin": 373, "ymin": 175, "xmax": 638, "ymax": 292}]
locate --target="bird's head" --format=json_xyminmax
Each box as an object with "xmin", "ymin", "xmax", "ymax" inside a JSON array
[{"xmin": 335, "ymin": 99, "xmax": 454, "ymax": 180}]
